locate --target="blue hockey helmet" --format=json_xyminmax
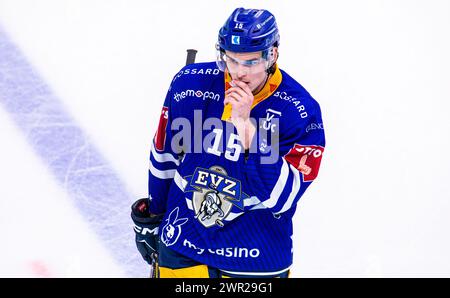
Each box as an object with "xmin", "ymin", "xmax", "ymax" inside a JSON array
[{"xmin": 217, "ymin": 8, "xmax": 280, "ymax": 53}]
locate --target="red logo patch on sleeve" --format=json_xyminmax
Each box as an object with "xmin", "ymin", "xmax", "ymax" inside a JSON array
[
  {"xmin": 154, "ymin": 106, "xmax": 169, "ymax": 151},
  {"xmin": 284, "ymin": 144, "xmax": 324, "ymax": 182}
]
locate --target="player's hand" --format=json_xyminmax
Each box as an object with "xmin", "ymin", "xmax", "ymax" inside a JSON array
[
  {"xmin": 131, "ymin": 198, "xmax": 164, "ymax": 266},
  {"xmin": 224, "ymin": 80, "xmax": 254, "ymax": 121},
  {"xmin": 224, "ymin": 80, "xmax": 256, "ymax": 150}
]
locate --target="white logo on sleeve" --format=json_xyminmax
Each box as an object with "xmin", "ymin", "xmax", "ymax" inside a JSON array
[{"xmin": 160, "ymin": 207, "xmax": 188, "ymax": 247}]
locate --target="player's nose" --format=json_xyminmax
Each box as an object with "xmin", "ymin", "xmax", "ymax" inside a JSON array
[{"xmin": 236, "ymin": 64, "xmax": 249, "ymax": 80}]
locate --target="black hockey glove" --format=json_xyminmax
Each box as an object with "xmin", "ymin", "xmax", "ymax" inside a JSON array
[{"xmin": 131, "ymin": 198, "xmax": 164, "ymax": 267}]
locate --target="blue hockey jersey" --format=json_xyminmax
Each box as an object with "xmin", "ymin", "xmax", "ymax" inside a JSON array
[{"xmin": 148, "ymin": 61, "xmax": 325, "ymax": 276}]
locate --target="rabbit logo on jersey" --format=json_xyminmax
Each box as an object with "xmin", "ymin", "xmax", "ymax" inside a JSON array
[{"xmin": 160, "ymin": 207, "xmax": 188, "ymax": 247}]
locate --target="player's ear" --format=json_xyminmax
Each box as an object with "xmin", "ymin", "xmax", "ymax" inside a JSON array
[{"xmin": 272, "ymin": 47, "xmax": 279, "ymax": 62}]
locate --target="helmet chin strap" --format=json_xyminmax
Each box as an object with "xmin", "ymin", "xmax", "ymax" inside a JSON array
[
  {"xmin": 266, "ymin": 64, "xmax": 276, "ymax": 75},
  {"xmin": 254, "ymin": 56, "xmax": 277, "ymax": 94}
]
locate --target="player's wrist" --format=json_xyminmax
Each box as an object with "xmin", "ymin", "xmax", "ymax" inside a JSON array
[
  {"xmin": 231, "ymin": 118, "xmax": 256, "ymax": 150},
  {"xmin": 131, "ymin": 198, "xmax": 164, "ymax": 267},
  {"xmin": 131, "ymin": 198, "xmax": 164, "ymax": 224}
]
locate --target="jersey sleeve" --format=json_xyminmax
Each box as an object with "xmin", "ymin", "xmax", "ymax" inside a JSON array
[
  {"xmin": 148, "ymin": 81, "xmax": 182, "ymax": 215},
  {"xmin": 243, "ymin": 99, "xmax": 325, "ymax": 215}
]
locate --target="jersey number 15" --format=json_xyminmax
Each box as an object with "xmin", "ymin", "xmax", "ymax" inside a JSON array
[{"xmin": 206, "ymin": 128, "xmax": 242, "ymax": 162}]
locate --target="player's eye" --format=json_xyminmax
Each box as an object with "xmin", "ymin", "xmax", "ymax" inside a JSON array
[{"xmin": 228, "ymin": 57, "xmax": 238, "ymax": 64}]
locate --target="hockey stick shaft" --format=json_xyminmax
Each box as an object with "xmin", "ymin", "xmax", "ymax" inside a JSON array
[
  {"xmin": 186, "ymin": 49, "xmax": 198, "ymax": 65},
  {"xmin": 149, "ymin": 48, "xmax": 198, "ymax": 278}
]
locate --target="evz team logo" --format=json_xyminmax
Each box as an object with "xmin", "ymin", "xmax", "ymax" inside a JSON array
[
  {"xmin": 184, "ymin": 166, "xmax": 248, "ymax": 228},
  {"xmin": 231, "ymin": 35, "xmax": 240, "ymax": 45}
]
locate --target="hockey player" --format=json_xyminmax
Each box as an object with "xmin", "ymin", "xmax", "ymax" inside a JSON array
[{"xmin": 131, "ymin": 7, "xmax": 326, "ymax": 278}]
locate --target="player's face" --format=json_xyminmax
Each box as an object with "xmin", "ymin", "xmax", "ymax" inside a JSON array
[{"xmin": 225, "ymin": 51, "xmax": 269, "ymax": 94}]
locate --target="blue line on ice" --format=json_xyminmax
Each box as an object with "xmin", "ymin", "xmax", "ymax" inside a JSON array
[{"xmin": 0, "ymin": 26, "xmax": 145, "ymax": 277}]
